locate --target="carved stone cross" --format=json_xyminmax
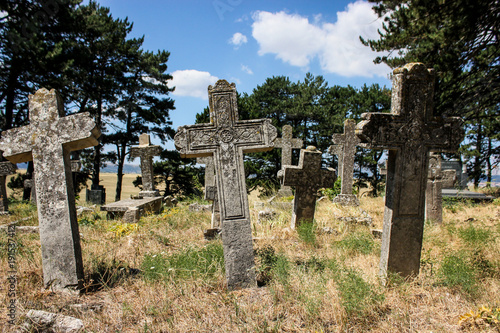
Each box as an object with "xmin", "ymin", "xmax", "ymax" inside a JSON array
[
  {"xmin": 197, "ymin": 156, "xmax": 221, "ymax": 232},
  {"xmin": 426, "ymin": 153, "xmax": 443, "ymax": 224},
  {"xmin": 0, "ymin": 160, "xmax": 17, "ymax": 214},
  {"xmin": 282, "ymin": 146, "xmax": 336, "ymax": 229},
  {"xmin": 0, "ymin": 88, "xmax": 100, "ymax": 291},
  {"xmin": 130, "ymin": 133, "xmax": 161, "ymax": 197},
  {"xmin": 332, "ymin": 119, "xmax": 360, "ymax": 206},
  {"xmin": 175, "ymin": 80, "xmax": 277, "ymax": 289},
  {"xmin": 274, "ymin": 125, "xmax": 303, "ymax": 196},
  {"xmin": 355, "ymin": 63, "xmax": 464, "ymax": 280}
]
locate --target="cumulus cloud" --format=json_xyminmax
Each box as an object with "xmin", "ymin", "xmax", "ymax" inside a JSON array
[
  {"xmin": 251, "ymin": 1, "xmax": 389, "ymax": 78},
  {"xmin": 170, "ymin": 70, "xmax": 219, "ymax": 100},
  {"xmin": 241, "ymin": 65, "xmax": 253, "ymax": 75},
  {"xmin": 229, "ymin": 32, "xmax": 248, "ymax": 47}
]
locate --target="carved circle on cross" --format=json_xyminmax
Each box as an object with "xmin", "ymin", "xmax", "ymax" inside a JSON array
[{"xmin": 219, "ymin": 129, "xmax": 234, "ymax": 143}]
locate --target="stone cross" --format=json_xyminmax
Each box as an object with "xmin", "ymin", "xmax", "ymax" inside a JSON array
[
  {"xmin": 281, "ymin": 146, "xmax": 336, "ymax": 229},
  {"xmin": 175, "ymin": 80, "xmax": 277, "ymax": 289},
  {"xmin": 426, "ymin": 153, "xmax": 443, "ymax": 224},
  {"xmin": 197, "ymin": 156, "xmax": 221, "ymax": 232},
  {"xmin": 274, "ymin": 125, "xmax": 303, "ymax": 196},
  {"xmin": 328, "ymin": 144, "xmax": 343, "ymax": 179},
  {"xmin": 130, "ymin": 133, "xmax": 161, "ymax": 197},
  {"xmin": 24, "ymin": 177, "xmax": 37, "ymax": 203},
  {"xmin": 331, "ymin": 119, "xmax": 360, "ymax": 206},
  {"xmin": 0, "ymin": 160, "xmax": 17, "ymax": 214},
  {"xmin": 355, "ymin": 63, "xmax": 464, "ymax": 280},
  {"xmin": 0, "ymin": 88, "xmax": 100, "ymax": 291}
]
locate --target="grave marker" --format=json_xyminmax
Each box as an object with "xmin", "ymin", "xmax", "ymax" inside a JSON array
[
  {"xmin": 274, "ymin": 125, "xmax": 303, "ymax": 196},
  {"xmin": 355, "ymin": 63, "xmax": 464, "ymax": 280},
  {"xmin": 0, "ymin": 160, "xmax": 17, "ymax": 214},
  {"xmin": 130, "ymin": 133, "xmax": 161, "ymax": 197},
  {"xmin": 426, "ymin": 153, "xmax": 443, "ymax": 224},
  {"xmin": 282, "ymin": 146, "xmax": 336, "ymax": 229},
  {"xmin": 331, "ymin": 119, "xmax": 360, "ymax": 206},
  {"xmin": 0, "ymin": 88, "xmax": 100, "ymax": 291},
  {"xmin": 197, "ymin": 156, "xmax": 221, "ymax": 235},
  {"xmin": 175, "ymin": 80, "xmax": 277, "ymax": 289}
]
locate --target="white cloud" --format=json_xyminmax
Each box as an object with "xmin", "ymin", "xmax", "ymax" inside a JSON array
[
  {"xmin": 241, "ymin": 65, "xmax": 253, "ymax": 75},
  {"xmin": 251, "ymin": 1, "xmax": 390, "ymax": 78},
  {"xmin": 170, "ymin": 70, "xmax": 219, "ymax": 100},
  {"xmin": 229, "ymin": 32, "xmax": 248, "ymax": 47}
]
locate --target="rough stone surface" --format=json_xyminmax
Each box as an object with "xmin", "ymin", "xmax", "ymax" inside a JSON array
[
  {"xmin": 130, "ymin": 133, "xmax": 161, "ymax": 197},
  {"xmin": 441, "ymin": 160, "xmax": 468, "ymax": 189},
  {"xmin": 0, "ymin": 224, "xmax": 39, "ymax": 234},
  {"xmin": 442, "ymin": 169, "xmax": 457, "ymax": 189},
  {"xmin": 355, "ymin": 63, "xmax": 464, "ymax": 280},
  {"xmin": 257, "ymin": 208, "xmax": 277, "ymax": 223},
  {"xmin": 23, "ymin": 309, "xmax": 84, "ymax": 333},
  {"xmin": 24, "ymin": 178, "xmax": 37, "ymax": 203},
  {"xmin": 163, "ymin": 195, "xmax": 178, "ymax": 208},
  {"xmin": 174, "ymin": 79, "xmax": 277, "ymax": 289},
  {"xmin": 274, "ymin": 125, "xmax": 303, "ymax": 195},
  {"xmin": 332, "ymin": 119, "xmax": 360, "ymax": 206},
  {"xmin": 0, "ymin": 160, "xmax": 17, "ymax": 213},
  {"xmin": 282, "ymin": 146, "xmax": 336, "ymax": 229},
  {"xmin": 197, "ymin": 156, "xmax": 221, "ymax": 229},
  {"xmin": 101, "ymin": 196, "xmax": 162, "ymax": 220},
  {"xmin": 188, "ymin": 203, "xmax": 212, "ymax": 212},
  {"xmin": 379, "ymin": 160, "xmax": 387, "ymax": 176},
  {"xmin": 86, "ymin": 185, "xmax": 105, "ymax": 205},
  {"xmin": 425, "ymin": 153, "xmax": 443, "ymax": 224},
  {"xmin": 0, "ymin": 88, "xmax": 100, "ymax": 291}
]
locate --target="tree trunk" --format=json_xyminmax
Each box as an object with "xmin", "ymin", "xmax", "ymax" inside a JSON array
[
  {"xmin": 486, "ymin": 137, "xmax": 492, "ymax": 186},
  {"xmin": 115, "ymin": 142, "xmax": 127, "ymax": 201},
  {"xmin": 92, "ymin": 98, "xmax": 103, "ymax": 188}
]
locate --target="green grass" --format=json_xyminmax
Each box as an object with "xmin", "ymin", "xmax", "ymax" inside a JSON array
[
  {"xmin": 296, "ymin": 221, "xmax": 318, "ymax": 247},
  {"xmin": 337, "ymin": 230, "xmax": 376, "ymax": 255}
]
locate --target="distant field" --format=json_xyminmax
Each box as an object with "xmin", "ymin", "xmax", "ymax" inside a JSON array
[{"xmin": 6, "ymin": 171, "xmax": 142, "ymax": 205}]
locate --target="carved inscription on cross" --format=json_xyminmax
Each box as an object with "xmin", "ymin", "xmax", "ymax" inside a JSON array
[
  {"xmin": 175, "ymin": 80, "xmax": 277, "ymax": 289},
  {"xmin": 130, "ymin": 133, "xmax": 161, "ymax": 197},
  {"xmin": 197, "ymin": 156, "xmax": 221, "ymax": 230},
  {"xmin": 426, "ymin": 153, "xmax": 443, "ymax": 224},
  {"xmin": 0, "ymin": 160, "xmax": 17, "ymax": 213},
  {"xmin": 282, "ymin": 146, "xmax": 336, "ymax": 229},
  {"xmin": 331, "ymin": 119, "xmax": 360, "ymax": 206},
  {"xmin": 355, "ymin": 63, "xmax": 464, "ymax": 280},
  {"xmin": 0, "ymin": 88, "xmax": 100, "ymax": 291}
]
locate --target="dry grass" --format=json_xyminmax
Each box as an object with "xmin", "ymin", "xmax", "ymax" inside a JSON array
[{"xmin": 1, "ymin": 188, "xmax": 500, "ymax": 332}]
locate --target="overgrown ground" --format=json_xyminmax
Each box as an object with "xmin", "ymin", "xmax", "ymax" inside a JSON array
[{"xmin": 1, "ymin": 190, "xmax": 500, "ymax": 332}]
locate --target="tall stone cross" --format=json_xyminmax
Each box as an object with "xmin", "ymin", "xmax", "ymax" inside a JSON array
[
  {"xmin": 274, "ymin": 125, "xmax": 303, "ymax": 196},
  {"xmin": 282, "ymin": 146, "xmax": 336, "ymax": 229},
  {"xmin": 0, "ymin": 159, "xmax": 17, "ymax": 214},
  {"xmin": 426, "ymin": 153, "xmax": 443, "ymax": 224},
  {"xmin": 0, "ymin": 88, "xmax": 100, "ymax": 291},
  {"xmin": 130, "ymin": 133, "xmax": 161, "ymax": 197},
  {"xmin": 197, "ymin": 156, "xmax": 221, "ymax": 232},
  {"xmin": 355, "ymin": 63, "xmax": 464, "ymax": 280},
  {"xmin": 332, "ymin": 119, "xmax": 360, "ymax": 206},
  {"xmin": 175, "ymin": 80, "xmax": 277, "ymax": 289}
]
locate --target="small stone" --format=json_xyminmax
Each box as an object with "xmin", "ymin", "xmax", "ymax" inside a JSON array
[
  {"xmin": 23, "ymin": 309, "xmax": 84, "ymax": 333},
  {"xmin": 371, "ymin": 229, "xmax": 383, "ymax": 239}
]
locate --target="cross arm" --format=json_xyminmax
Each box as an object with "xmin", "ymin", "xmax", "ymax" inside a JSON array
[
  {"xmin": 130, "ymin": 145, "xmax": 162, "ymax": 159},
  {"xmin": 237, "ymin": 119, "xmax": 277, "ymax": 153},
  {"xmin": 319, "ymin": 168, "xmax": 336, "ymax": 188},
  {"xmin": 61, "ymin": 112, "xmax": 101, "ymax": 151},
  {"xmin": 174, "ymin": 124, "xmax": 216, "ymax": 158},
  {"xmin": 355, "ymin": 112, "xmax": 403, "ymax": 150},
  {"xmin": 0, "ymin": 126, "xmax": 35, "ymax": 163}
]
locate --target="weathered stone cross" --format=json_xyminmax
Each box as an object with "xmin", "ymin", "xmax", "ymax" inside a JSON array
[
  {"xmin": 130, "ymin": 133, "xmax": 161, "ymax": 197},
  {"xmin": 274, "ymin": 125, "xmax": 303, "ymax": 196},
  {"xmin": 197, "ymin": 156, "xmax": 221, "ymax": 233},
  {"xmin": 355, "ymin": 63, "xmax": 463, "ymax": 280},
  {"xmin": 0, "ymin": 159, "xmax": 17, "ymax": 214},
  {"xmin": 282, "ymin": 146, "xmax": 336, "ymax": 229},
  {"xmin": 426, "ymin": 153, "xmax": 443, "ymax": 224},
  {"xmin": 0, "ymin": 88, "xmax": 100, "ymax": 291},
  {"xmin": 332, "ymin": 119, "xmax": 360, "ymax": 206},
  {"xmin": 175, "ymin": 80, "xmax": 277, "ymax": 289}
]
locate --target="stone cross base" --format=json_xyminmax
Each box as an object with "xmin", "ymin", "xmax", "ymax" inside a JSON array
[{"xmin": 332, "ymin": 194, "xmax": 360, "ymax": 206}]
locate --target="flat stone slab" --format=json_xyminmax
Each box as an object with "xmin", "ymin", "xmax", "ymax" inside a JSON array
[
  {"xmin": 101, "ymin": 197, "xmax": 162, "ymax": 222},
  {"xmin": 442, "ymin": 189, "xmax": 494, "ymax": 201}
]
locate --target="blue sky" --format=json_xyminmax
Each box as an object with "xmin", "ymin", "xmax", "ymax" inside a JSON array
[{"xmin": 94, "ymin": 0, "xmax": 392, "ymax": 149}]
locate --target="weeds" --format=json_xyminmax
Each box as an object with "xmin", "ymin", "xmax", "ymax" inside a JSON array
[
  {"xmin": 296, "ymin": 221, "xmax": 318, "ymax": 247},
  {"xmin": 336, "ymin": 230, "xmax": 376, "ymax": 255},
  {"xmin": 437, "ymin": 253, "xmax": 479, "ymax": 295}
]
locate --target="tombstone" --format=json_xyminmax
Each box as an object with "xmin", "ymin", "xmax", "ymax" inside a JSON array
[
  {"xmin": 441, "ymin": 169, "xmax": 457, "ymax": 189},
  {"xmin": 130, "ymin": 133, "xmax": 161, "ymax": 197},
  {"xmin": 460, "ymin": 163, "xmax": 469, "ymax": 188},
  {"xmin": 355, "ymin": 63, "xmax": 464, "ymax": 280},
  {"xmin": 0, "ymin": 88, "xmax": 100, "ymax": 291},
  {"xmin": 441, "ymin": 160, "xmax": 468, "ymax": 189},
  {"xmin": 197, "ymin": 156, "xmax": 221, "ymax": 237},
  {"xmin": 425, "ymin": 153, "xmax": 443, "ymax": 224},
  {"xmin": 331, "ymin": 119, "xmax": 361, "ymax": 206},
  {"xmin": 174, "ymin": 79, "xmax": 277, "ymax": 289},
  {"xmin": 0, "ymin": 160, "xmax": 17, "ymax": 214},
  {"xmin": 274, "ymin": 125, "xmax": 303, "ymax": 197},
  {"xmin": 328, "ymin": 144, "xmax": 343, "ymax": 179},
  {"xmin": 281, "ymin": 146, "xmax": 336, "ymax": 229},
  {"xmin": 86, "ymin": 184, "xmax": 105, "ymax": 205},
  {"xmin": 24, "ymin": 177, "xmax": 37, "ymax": 203}
]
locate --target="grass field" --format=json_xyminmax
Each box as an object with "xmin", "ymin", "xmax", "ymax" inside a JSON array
[{"xmin": 1, "ymin": 172, "xmax": 500, "ymax": 332}]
